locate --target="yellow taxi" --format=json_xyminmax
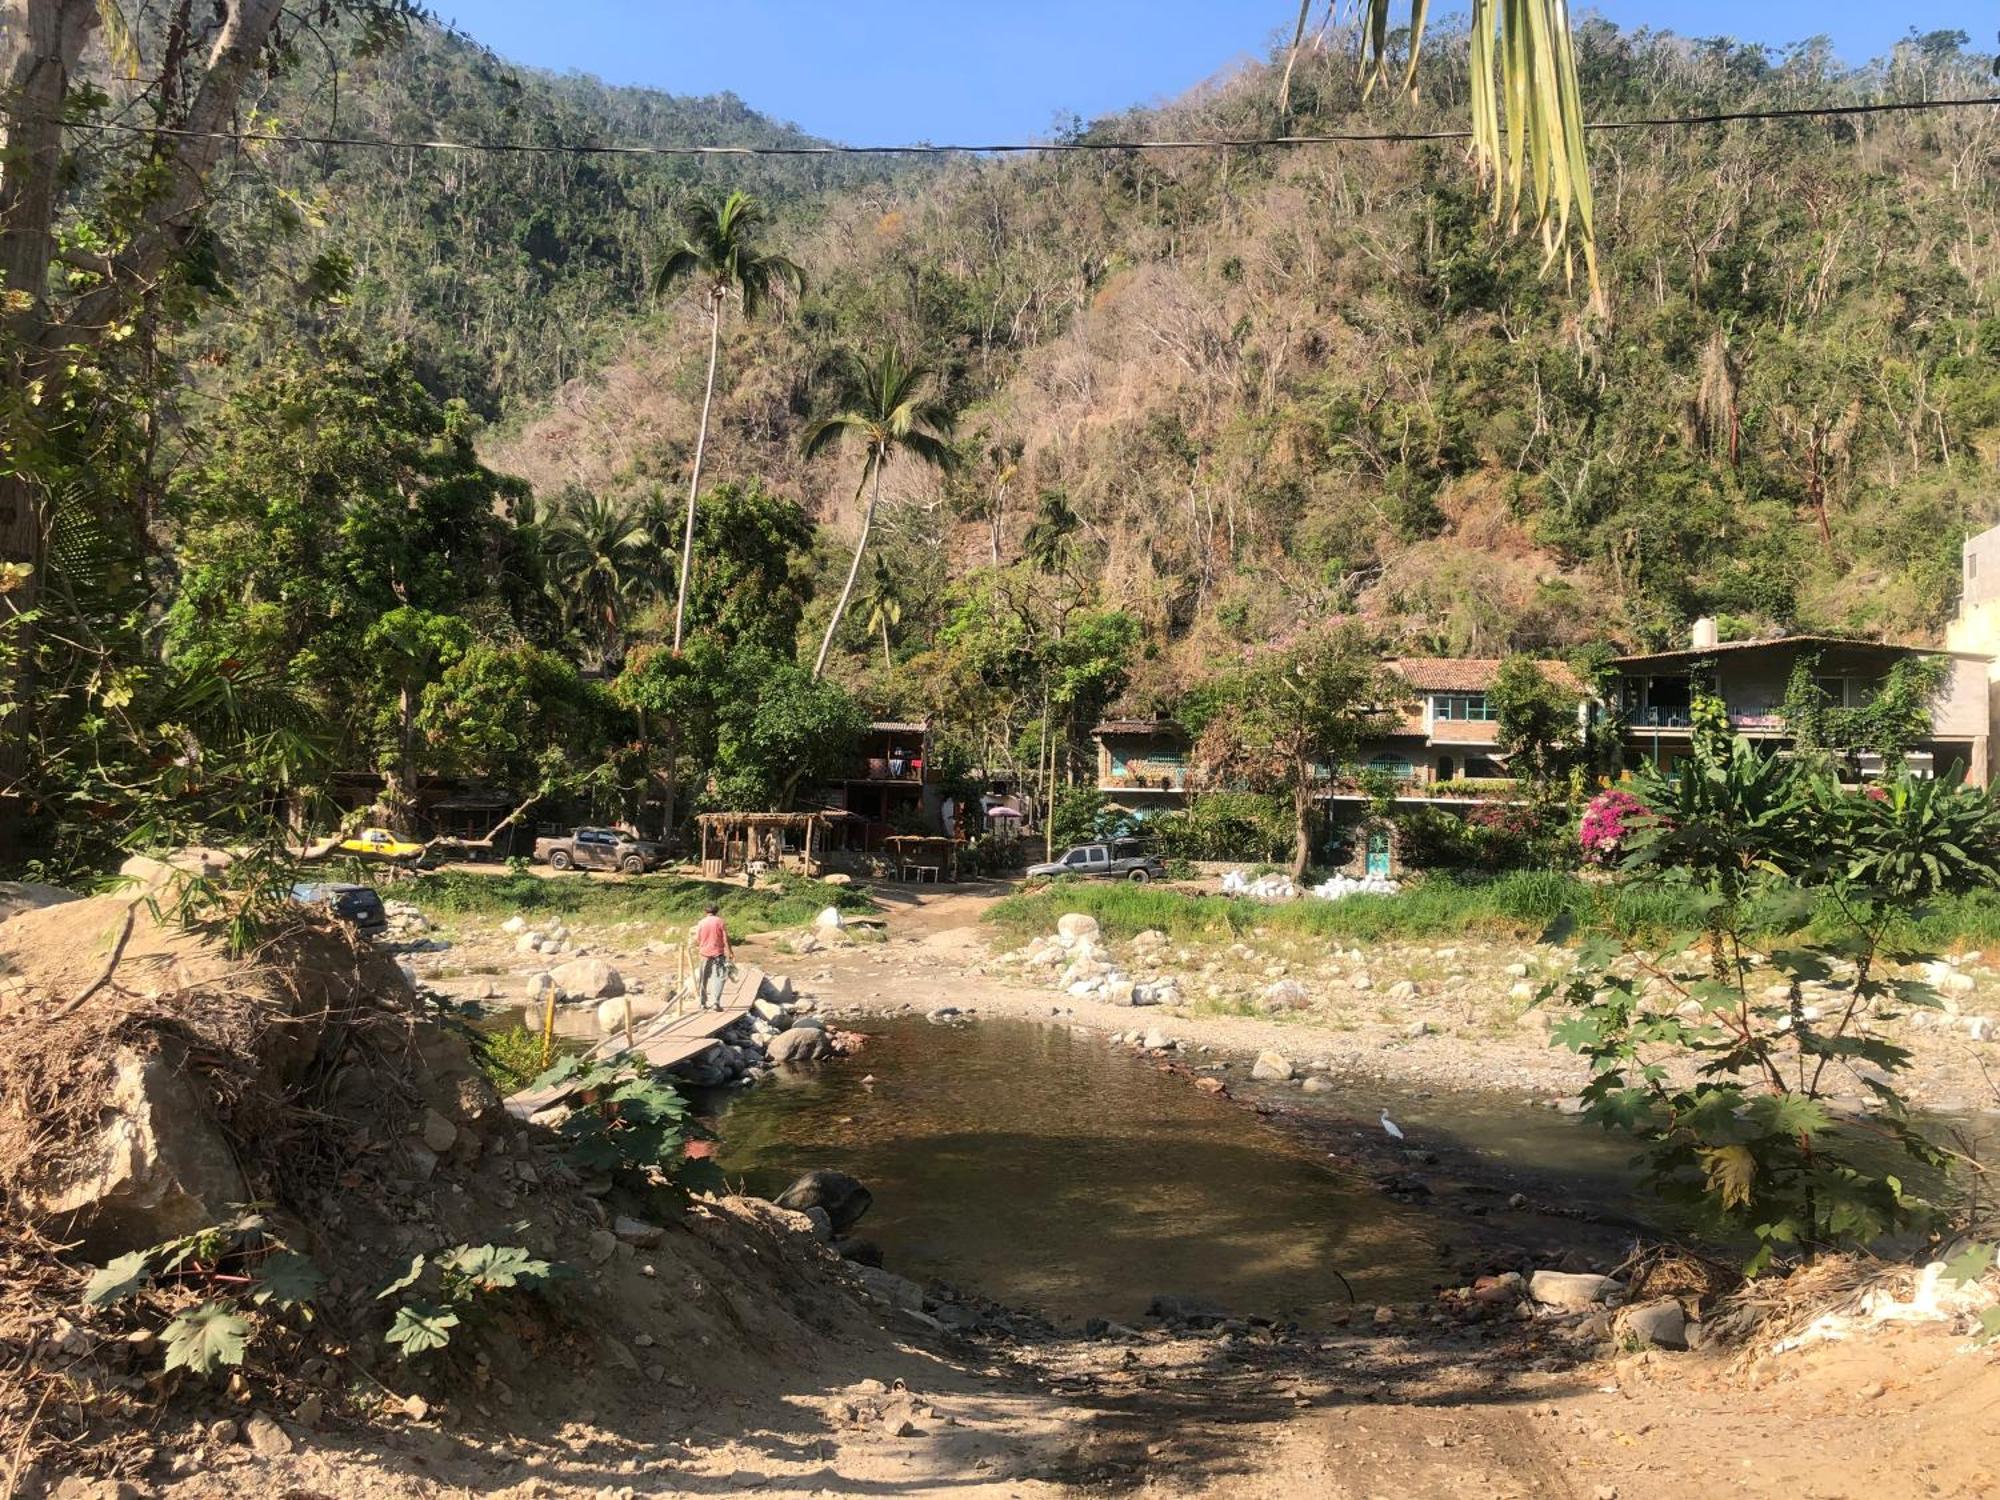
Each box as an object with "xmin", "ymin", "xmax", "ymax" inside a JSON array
[{"xmin": 339, "ymin": 827, "xmax": 428, "ymax": 861}]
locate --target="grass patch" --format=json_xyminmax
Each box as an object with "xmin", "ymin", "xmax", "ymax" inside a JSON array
[
  {"xmin": 406, "ymin": 870, "xmax": 876, "ymax": 936},
  {"xmin": 987, "ymin": 874, "xmax": 2000, "ymax": 952},
  {"xmin": 470, "ymin": 1023, "xmax": 554, "ymax": 1094}
]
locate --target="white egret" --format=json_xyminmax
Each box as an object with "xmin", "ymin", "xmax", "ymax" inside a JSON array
[{"xmin": 1380, "ymin": 1109, "xmax": 1404, "ymax": 1140}]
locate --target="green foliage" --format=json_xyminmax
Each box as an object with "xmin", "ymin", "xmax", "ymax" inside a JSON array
[
  {"xmin": 1152, "ymin": 792, "xmax": 1294, "ymax": 864},
  {"xmin": 162, "ymin": 1303, "xmax": 253, "ymax": 1376},
  {"xmin": 1782, "ymin": 653, "xmax": 1951, "ymax": 775},
  {"xmin": 374, "ymin": 1241, "xmax": 556, "ymax": 1362},
  {"xmin": 528, "ymin": 1051, "xmax": 703, "ymax": 1183},
  {"xmin": 406, "ymin": 869, "xmax": 874, "ymax": 930},
  {"xmin": 473, "ymin": 1024, "xmax": 558, "ymax": 1095},
  {"xmin": 1489, "ymin": 657, "xmax": 1593, "ymax": 804},
  {"xmin": 1548, "ymin": 737, "xmax": 2000, "ymax": 1270}
]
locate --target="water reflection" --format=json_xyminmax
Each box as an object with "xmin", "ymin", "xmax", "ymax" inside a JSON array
[{"xmin": 712, "ymin": 1017, "xmax": 1447, "ymax": 1326}]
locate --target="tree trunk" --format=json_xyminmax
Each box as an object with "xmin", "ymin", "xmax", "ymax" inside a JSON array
[
  {"xmin": 672, "ymin": 291, "xmax": 723, "ymax": 652},
  {"xmin": 1289, "ymin": 774, "xmax": 1312, "ymax": 883},
  {"xmin": 880, "ymin": 617, "xmax": 892, "ymax": 672},
  {"xmin": 0, "ymin": 0, "xmax": 97, "ymax": 860},
  {"xmin": 812, "ymin": 454, "xmax": 881, "ymax": 680}
]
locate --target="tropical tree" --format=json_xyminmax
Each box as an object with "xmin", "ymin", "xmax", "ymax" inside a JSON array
[
  {"xmin": 803, "ymin": 347, "xmax": 957, "ymax": 679},
  {"xmin": 542, "ymin": 489, "xmax": 656, "ymax": 671},
  {"xmin": 858, "ymin": 555, "xmax": 904, "ymax": 671},
  {"xmin": 653, "ymin": 191, "xmax": 804, "ymax": 651}
]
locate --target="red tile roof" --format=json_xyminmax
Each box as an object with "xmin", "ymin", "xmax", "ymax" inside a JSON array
[{"xmin": 1384, "ymin": 658, "xmax": 1583, "ymax": 693}]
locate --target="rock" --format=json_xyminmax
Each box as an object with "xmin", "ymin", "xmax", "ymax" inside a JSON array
[
  {"xmin": 1615, "ymin": 1297, "xmax": 1688, "ymax": 1350},
  {"xmin": 766, "ymin": 1026, "xmax": 832, "ymax": 1064},
  {"xmin": 1471, "ymin": 1272, "xmax": 1524, "ymax": 1305},
  {"xmin": 1250, "ymin": 1050, "xmax": 1295, "ymax": 1081},
  {"xmin": 417, "ymin": 1108, "xmax": 458, "ymax": 1155},
  {"xmin": 1263, "ymin": 979, "xmax": 1311, "ymax": 1011},
  {"xmin": 586, "ymin": 1229, "xmax": 618, "ymax": 1264},
  {"xmin": 501, "ymin": 914, "xmax": 528, "ymax": 934},
  {"xmin": 852, "ymin": 1264, "xmax": 924, "ymax": 1313},
  {"xmin": 1140, "ymin": 1028, "xmax": 1174, "ymax": 1051},
  {"xmin": 775, "ymin": 1169, "xmax": 873, "ymax": 1233},
  {"xmin": 802, "ymin": 1206, "xmax": 834, "ymax": 1241},
  {"xmin": 758, "ymin": 974, "xmax": 797, "ymax": 1007},
  {"xmin": 16, "ymin": 1045, "xmax": 248, "ymax": 1258},
  {"xmin": 549, "ymin": 957, "xmax": 623, "ymax": 1000},
  {"xmin": 404, "ymin": 1143, "xmax": 438, "ymax": 1182},
  {"xmin": 242, "ymin": 1411, "xmax": 294, "ymax": 1457},
  {"xmin": 1104, "ymin": 978, "xmax": 1137, "ymax": 1006},
  {"xmin": 612, "ymin": 1216, "xmax": 666, "ymax": 1249},
  {"xmin": 1301, "ymin": 1075, "xmax": 1335, "ymax": 1094},
  {"xmin": 1404, "ymin": 1019, "xmax": 1433, "ymax": 1038},
  {"xmin": 1056, "ymin": 912, "xmax": 1101, "ymax": 942},
  {"xmin": 752, "ymin": 997, "xmax": 791, "ymax": 1024},
  {"xmin": 0, "ymin": 881, "xmax": 80, "ymax": 924},
  {"xmin": 1351, "ymin": 972, "xmax": 1373, "ymax": 991},
  {"xmin": 1146, "ymin": 1294, "xmax": 1230, "ymax": 1328},
  {"xmin": 821, "ymin": 872, "xmax": 853, "ymax": 886},
  {"xmin": 1966, "ymin": 1016, "xmax": 1995, "ymax": 1042},
  {"xmin": 524, "ymin": 972, "xmax": 560, "ymax": 1004},
  {"xmin": 1528, "ymin": 1270, "xmax": 1622, "ymax": 1310},
  {"xmin": 515, "ymin": 932, "xmax": 545, "ymax": 954},
  {"xmin": 814, "ymin": 906, "xmax": 847, "ymax": 931},
  {"xmin": 1386, "ymin": 979, "xmax": 1419, "ymax": 1002},
  {"xmin": 1373, "ymin": 1305, "xmax": 1395, "ymax": 1326}
]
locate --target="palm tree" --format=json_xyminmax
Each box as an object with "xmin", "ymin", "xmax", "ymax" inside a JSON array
[
  {"xmin": 803, "ymin": 347, "xmax": 956, "ymax": 680},
  {"xmin": 653, "ymin": 191, "xmax": 805, "ymax": 651},
  {"xmin": 1354, "ymin": 2, "xmax": 1599, "ymax": 306},
  {"xmin": 543, "ymin": 489, "xmax": 655, "ymax": 670},
  {"xmin": 858, "ymin": 555, "xmax": 904, "ymax": 672}
]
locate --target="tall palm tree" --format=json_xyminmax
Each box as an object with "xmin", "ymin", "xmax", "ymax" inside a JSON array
[
  {"xmin": 653, "ymin": 191, "xmax": 805, "ymax": 651},
  {"xmin": 803, "ymin": 347, "xmax": 957, "ymax": 680},
  {"xmin": 858, "ymin": 554, "xmax": 904, "ymax": 672},
  {"xmin": 543, "ymin": 489, "xmax": 655, "ymax": 670}
]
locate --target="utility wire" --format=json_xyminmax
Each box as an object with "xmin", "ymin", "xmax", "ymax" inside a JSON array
[{"xmin": 3, "ymin": 93, "xmax": 1998, "ymax": 159}]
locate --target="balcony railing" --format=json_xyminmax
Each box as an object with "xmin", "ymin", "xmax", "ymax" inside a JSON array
[
  {"xmin": 1102, "ymin": 766, "xmax": 1187, "ymax": 792},
  {"xmin": 855, "ymin": 757, "xmax": 925, "ymax": 782}
]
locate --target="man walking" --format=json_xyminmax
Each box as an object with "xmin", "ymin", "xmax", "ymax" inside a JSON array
[{"xmin": 693, "ymin": 902, "xmax": 733, "ymax": 1010}]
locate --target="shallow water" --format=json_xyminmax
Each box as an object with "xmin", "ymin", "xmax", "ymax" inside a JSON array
[{"xmin": 712, "ymin": 1016, "xmax": 1453, "ymax": 1327}]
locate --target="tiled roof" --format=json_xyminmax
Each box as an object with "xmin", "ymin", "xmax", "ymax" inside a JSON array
[
  {"xmin": 1384, "ymin": 657, "xmax": 1582, "ymax": 693},
  {"xmin": 1611, "ymin": 635, "xmax": 1961, "ymax": 668},
  {"xmin": 1093, "ymin": 719, "xmax": 1186, "ymax": 738}
]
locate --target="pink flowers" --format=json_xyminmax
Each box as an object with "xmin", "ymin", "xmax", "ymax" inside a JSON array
[{"xmin": 1579, "ymin": 788, "xmax": 1648, "ymax": 865}]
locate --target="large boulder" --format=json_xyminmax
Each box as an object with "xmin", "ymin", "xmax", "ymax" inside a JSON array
[
  {"xmin": 1250, "ymin": 1050, "xmax": 1295, "ymax": 1081},
  {"xmin": 775, "ymin": 1169, "xmax": 873, "ymax": 1233},
  {"xmin": 1529, "ymin": 1270, "xmax": 1623, "ymax": 1310},
  {"xmin": 549, "ymin": 957, "xmax": 623, "ymax": 1000},
  {"xmin": 15, "ymin": 1044, "xmax": 250, "ymax": 1259},
  {"xmin": 1615, "ymin": 1297, "xmax": 1688, "ymax": 1350},
  {"xmin": 1056, "ymin": 912, "xmax": 1100, "ymax": 942},
  {"xmin": 0, "ymin": 882, "xmax": 79, "ymax": 925},
  {"xmin": 766, "ymin": 1026, "xmax": 832, "ymax": 1064}
]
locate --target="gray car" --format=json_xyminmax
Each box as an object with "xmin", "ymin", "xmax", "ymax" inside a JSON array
[
  {"xmin": 534, "ymin": 826, "xmax": 666, "ymax": 874},
  {"xmin": 1026, "ymin": 838, "xmax": 1167, "ymax": 883}
]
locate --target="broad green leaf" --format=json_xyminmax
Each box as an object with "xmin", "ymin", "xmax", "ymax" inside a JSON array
[
  {"xmin": 385, "ymin": 1300, "xmax": 460, "ymax": 1359},
  {"xmin": 1942, "ymin": 1243, "xmax": 1995, "ymax": 1286},
  {"xmin": 162, "ymin": 1302, "xmax": 251, "ymax": 1375},
  {"xmin": 1550, "ymin": 1014, "xmax": 1602, "ymax": 1052},
  {"xmin": 83, "ymin": 1249, "xmax": 154, "ymax": 1308},
  {"xmin": 376, "ymin": 1254, "xmax": 427, "ymax": 1300},
  {"xmin": 1700, "ymin": 1144, "xmax": 1758, "ymax": 1210},
  {"xmin": 436, "ymin": 1243, "xmax": 551, "ymax": 1292},
  {"xmin": 250, "ymin": 1249, "xmax": 326, "ymax": 1309},
  {"xmin": 1977, "ymin": 1307, "xmax": 2000, "ymax": 1346}
]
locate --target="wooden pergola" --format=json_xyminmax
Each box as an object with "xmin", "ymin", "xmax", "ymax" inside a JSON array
[
  {"xmin": 695, "ymin": 810, "xmax": 858, "ymax": 880},
  {"xmin": 882, "ymin": 834, "xmax": 961, "ymax": 883}
]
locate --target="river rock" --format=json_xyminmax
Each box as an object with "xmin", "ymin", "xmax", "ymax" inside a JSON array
[
  {"xmin": 1529, "ymin": 1270, "xmax": 1623, "ymax": 1310},
  {"xmin": 1146, "ymin": 1294, "xmax": 1230, "ymax": 1328},
  {"xmin": 752, "ymin": 996, "xmax": 792, "ymax": 1024},
  {"xmin": 1615, "ymin": 1297, "xmax": 1687, "ymax": 1349},
  {"xmin": 767, "ymin": 1026, "xmax": 832, "ymax": 1063},
  {"xmin": 501, "ymin": 914, "xmax": 528, "ymax": 934},
  {"xmin": 814, "ymin": 906, "xmax": 846, "ymax": 931},
  {"xmin": 417, "ymin": 1108, "xmax": 458, "ymax": 1155},
  {"xmin": 550, "ymin": 957, "xmax": 623, "ymax": 1000},
  {"xmin": 852, "ymin": 1264, "xmax": 924, "ymax": 1313},
  {"xmin": 1263, "ymin": 979, "xmax": 1310, "ymax": 1012},
  {"xmin": 1056, "ymin": 912, "xmax": 1100, "ymax": 942},
  {"xmin": 1386, "ymin": 979, "xmax": 1419, "ymax": 1002},
  {"xmin": 1301, "ymin": 1075, "xmax": 1335, "ymax": 1094},
  {"xmin": 1140, "ymin": 1028, "xmax": 1173, "ymax": 1051},
  {"xmin": 613, "ymin": 1215, "xmax": 666, "ymax": 1249},
  {"xmin": 1103, "ymin": 977, "xmax": 1136, "ymax": 1005},
  {"xmin": 1251, "ymin": 1050, "xmax": 1295, "ymax": 1081},
  {"xmin": 758, "ymin": 973, "xmax": 798, "ymax": 1007},
  {"xmin": 777, "ymin": 1170, "xmax": 873, "ymax": 1233},
  {"xmin": 515, "ymin": 932, "xmax": 545, "ymax": 954},
  {"xmin": 242, "ymin": 1411, "xmax": 295, "ymax": 1457},
  {"xmin": 1966, "ymin": 1016, "xmax": 1995, "ymax": 1042},
  {"xmin": 1472, "ymin": 1271, "xmax": 1525, "ymax": 1305}
]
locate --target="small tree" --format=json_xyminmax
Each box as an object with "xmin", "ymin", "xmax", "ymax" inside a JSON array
[
  {"xmin": 1194, "ymin": 629, "xmax": 1401, "ymax": 881},
  {"xmin": 1490, "ymin": 657, "xmax": 1590, "ymax": 803}
]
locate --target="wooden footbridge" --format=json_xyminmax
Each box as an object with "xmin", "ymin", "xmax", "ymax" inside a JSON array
[{"xmin": 502, "ymin": 963, "xmax": 771, "ymax": 1119}]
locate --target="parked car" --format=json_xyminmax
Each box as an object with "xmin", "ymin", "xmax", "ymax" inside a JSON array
[
  {"xmin": 534, "ymin": 826, "xmax": 667, "ymax": 874},
  {"xmin": 1025, "ymin": 838, "xmax": 1167, "ymax": 883},
  {"xmin": 339, "ymin": 827, "xmax": 429, "ymax": 863},
  {"xmin": 290, "ymin": 881, "xmax": 388, "ymax": 934}
]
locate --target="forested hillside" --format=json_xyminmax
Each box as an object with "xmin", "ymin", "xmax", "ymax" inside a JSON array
[{"xmin": 456, "ymin": 24, "xmax": 2000, "ymax": 687}]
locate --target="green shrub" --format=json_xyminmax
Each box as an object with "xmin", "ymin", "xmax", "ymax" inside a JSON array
[{"xmin": 406, "ymin": 871, "xmax": 874, "ymax": 932}]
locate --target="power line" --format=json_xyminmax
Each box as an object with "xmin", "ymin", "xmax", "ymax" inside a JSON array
[{"xmin": 4, "ymin": 92, "xmax": 1998, "ymax": 159}]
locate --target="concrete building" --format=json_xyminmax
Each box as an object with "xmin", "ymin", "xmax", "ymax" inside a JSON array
[
  {"xmin": 1614, "ymin": 627, "xmax": 1991, "ymax": 785},
  {"xmin": 1091, "ymin": 719, "xmax": 1191, "ymax": 814},
  {"xmin": 1356, "ymin": 658, "xmax": 1582, "ymax": 791}
]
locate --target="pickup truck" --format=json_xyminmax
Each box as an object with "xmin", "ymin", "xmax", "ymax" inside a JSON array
[
  {"xmin": 533, "ymin": 826, "xmax": 666, "ymax": 874},
  {"xmin": 1025, "ymin": 838, "xmax": 1168, "ymax": 883}
]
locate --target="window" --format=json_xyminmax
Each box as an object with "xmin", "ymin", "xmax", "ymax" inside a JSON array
[
  {"xmin": 1431, "ymin": 693, "xmax": 1497, "ymax": 721},
  {"xmin": 1813, "ymin": 676, "xmax": 1850, "ymax": 708},
  {"xmin": 1084, "ymin": 845, "xmax": 1110, "ymax": 865},
  {"xmin": 1367, "ymin": 754, "xmax": 1415, "ymax": 781}
]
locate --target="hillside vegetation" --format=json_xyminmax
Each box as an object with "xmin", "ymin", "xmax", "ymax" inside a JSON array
[{"xmin": 466, "ymin": 25, "xmax": 2000, "ymax": 690}]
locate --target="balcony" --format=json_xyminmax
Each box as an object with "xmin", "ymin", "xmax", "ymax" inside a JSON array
[
  {"xmin": 1102, "ymin": 763, "xmax": 1187, "ymax": 793},
  {"xmin": 853, "ymin": 756, "xmax": 926, "ymax": 783}
]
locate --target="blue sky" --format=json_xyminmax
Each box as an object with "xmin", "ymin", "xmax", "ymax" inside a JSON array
[{"xmin": 434, "ymin": 3, "xmax": 1997, "ymax": 143}]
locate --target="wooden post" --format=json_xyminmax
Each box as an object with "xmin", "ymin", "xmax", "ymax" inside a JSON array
[{"xmin": 539, "ymin": 986, "xmax": 559, "ymax": 1071}]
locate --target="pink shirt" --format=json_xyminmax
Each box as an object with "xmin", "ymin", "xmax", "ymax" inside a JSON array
[{"xmin": 694, "ymin": 914, "xmax": 729, "ymax": 959}]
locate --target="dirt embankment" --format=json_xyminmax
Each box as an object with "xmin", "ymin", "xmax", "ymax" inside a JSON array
[{"xmin": 7, "ymin": 883, "xmax": 1998, "ymax": 1499}]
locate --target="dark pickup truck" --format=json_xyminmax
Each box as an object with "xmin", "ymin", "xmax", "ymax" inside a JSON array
[{"xmin": 533, "ymin": 827, "xmax": 666, "ymax": 874}]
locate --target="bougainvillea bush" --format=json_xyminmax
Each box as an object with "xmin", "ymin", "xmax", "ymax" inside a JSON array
[{"xmin": 1576, "ymin": 787, "xmax": 1647, "ymax": 865}]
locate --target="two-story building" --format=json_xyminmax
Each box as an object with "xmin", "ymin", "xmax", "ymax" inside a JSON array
[
  {"xmin": 1614, "ymin": 618, "xmax": 1992, "ymax": 784},
  {"xmin": 1091, "ymin": 719, "xmax": 1192, "ymax": 816},
  {"xmin": 817, "ymin": 720, "xmax": 945, "ymax": 836},
  {"xmin": 1352, "ymin": 658, "xmax": 1583, "ymax": 791}
]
